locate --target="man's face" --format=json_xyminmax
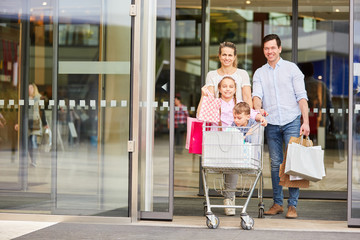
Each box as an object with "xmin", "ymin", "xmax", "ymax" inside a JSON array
[
  {"xmin": 233, "ymin": 112, "xmax": 250, "ymax": 127},
  {"xmin": 263, "ymin": 39, "xmax": 282, "ymax": 65}
]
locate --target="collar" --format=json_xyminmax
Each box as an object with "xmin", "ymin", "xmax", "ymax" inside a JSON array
[{"xmin": 266, "ymin": 57, "xmax": 283, "ymax": 69}]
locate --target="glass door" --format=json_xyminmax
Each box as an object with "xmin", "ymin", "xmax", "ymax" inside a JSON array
[
  {"xmin": 53, "ymin": 0, "xmax": 132, "ymax": 216},
  {"xmin": 0, "ymin": 3, "xmax": 21, "ymax": 191}
]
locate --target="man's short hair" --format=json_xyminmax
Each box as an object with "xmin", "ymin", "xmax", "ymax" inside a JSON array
[
  {"xmin": 262, "ymin": 34, "xmax": 281, "ymax": 49},
  {"xmin": 233, "ymin": 102, "xmax": 250, "ymax": 115}
]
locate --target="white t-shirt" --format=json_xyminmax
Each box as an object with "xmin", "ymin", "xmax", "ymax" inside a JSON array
[{"xmin": 205, "ymin": 69, "xmax": 251, "ymax": 101}]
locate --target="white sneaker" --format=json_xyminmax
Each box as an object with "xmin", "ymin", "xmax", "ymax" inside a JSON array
[{"xmin": 224, "ymin": 198, "xmax": 235, "ymax": 216}]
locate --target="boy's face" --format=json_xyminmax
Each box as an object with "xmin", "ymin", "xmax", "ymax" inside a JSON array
[{"xmin": 233, "ymin": 111, "xmax": 250, "ymax": 127}]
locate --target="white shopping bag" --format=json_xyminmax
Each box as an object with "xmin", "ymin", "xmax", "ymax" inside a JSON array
[
  {"xmin": 285, "ymin": 142, "xmax": 325, "ymax": 182},
  {"xmin": 289, "ymin": 175, "xmax": 304, "ymax": 181}
]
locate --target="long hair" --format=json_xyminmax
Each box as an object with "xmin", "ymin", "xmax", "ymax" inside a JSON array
[
  {"xmin": 218, "ymin": 42, "xmax": 238, "ymax": 68},
  {"xmin": 29, "ymin": 83, "xmax": 41, "ymax": 98}
]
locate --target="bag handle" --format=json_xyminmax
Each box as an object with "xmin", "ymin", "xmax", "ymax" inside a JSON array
[{"xmin": 299, "ymin": 134, "xmax": 312, "ymax": 147}]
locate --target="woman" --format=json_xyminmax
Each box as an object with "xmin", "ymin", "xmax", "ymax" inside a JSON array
[
  {"xmin": 198, "ymin": 42, "xmax": 253, "ymax": 216},
  {"xmin": 205, "ymin": 41, "xmax": 252, "ymax": 108},
  {"xmin": 15, "ymin": 83, "xmax": 48, "ymax": 167},
  {"xmin": 28, "ymin": 83, "xmax": 48, "ymax": 167}
]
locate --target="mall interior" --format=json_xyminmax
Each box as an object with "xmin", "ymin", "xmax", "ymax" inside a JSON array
[{"xmin": 0, "ymin": 0, "xmax": 359, "ymax": 228}]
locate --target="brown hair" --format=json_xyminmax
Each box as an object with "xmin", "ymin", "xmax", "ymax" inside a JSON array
[
  {"xmin": 233, "ymin": 102, "xmax": 250, "ymax": 115},
  {"xmin": 262, "ymin": 34, "xmax": 281, "ymax": 49},
  {"xmin": 218, "ymin": 42, "xmax": 238, "ymax": 68}
]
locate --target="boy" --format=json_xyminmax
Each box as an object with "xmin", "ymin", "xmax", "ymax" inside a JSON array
[{"xmin": 232, "ymin": 102, "xmax": 267, "ymax": 129}]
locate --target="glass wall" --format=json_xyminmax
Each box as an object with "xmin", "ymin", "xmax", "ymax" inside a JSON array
[
  {"xmin": 350, "ymin": 0, "xmax": 360, "ymax": 225},
  {"xmin": 298, "ymin": 0, "xmax": 349, "ymax": 193},
  {"xmin": 0, "ymin": 0, "xmax": 131, "ymax": 217}
]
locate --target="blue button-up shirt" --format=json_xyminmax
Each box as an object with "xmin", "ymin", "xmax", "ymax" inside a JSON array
[{"xmin": 252, "ymin": 58, "xmax": 308, "ymax": 126}]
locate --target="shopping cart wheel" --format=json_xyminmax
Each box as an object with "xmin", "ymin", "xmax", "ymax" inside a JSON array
[
  {"xmin": 258, "ymin": 208, "xmax": 264, "ymax": 218},
  {"xmin": 240, "ymin": 216, "xmax": 254, "ymax": 230},
  {"xmin": 258, "ymin": 202, "xmax": 265, "ymax": 218},
  {"xmin": 206, "ymin": 215, "xmax": 220, "ymax": 229}
]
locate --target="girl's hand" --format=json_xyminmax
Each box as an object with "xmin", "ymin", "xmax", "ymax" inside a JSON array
[
  {"xmin": 201, "ymin": 86, "xmax": 215, "ymax": 96},
  {"xmin": 201, "ymin": 86, "xmax": 209, "ymax": 96}
]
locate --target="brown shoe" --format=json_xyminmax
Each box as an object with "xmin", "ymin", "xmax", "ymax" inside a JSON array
[
  {"xmin": 264, "ymin": 203, "xmax": 284, "ymax": 215},
  {"xmin": 286, "ymin": 206, "xmax": 298, "ymax": 219}
]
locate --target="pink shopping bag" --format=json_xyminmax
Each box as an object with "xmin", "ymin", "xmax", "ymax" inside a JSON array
[
  {"xmin": 188, "ymin": 121, "xmax": 203, "ymax": 154},
  {"xmin": 198, "ymin": 89, "xmax": 221, "ymax": 123},
  {"xmin": 185, "ymin": 117, "xmax": 203, "ymax": 149}
]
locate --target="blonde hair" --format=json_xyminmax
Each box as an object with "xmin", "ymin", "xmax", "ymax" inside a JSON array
[
  {"xmin": 29, "ymin": 83, "xmax": 41, "ymax": 98},
  {"xmin": 218, "ymin": 42, "xmax": 238, "ymax": 68}
]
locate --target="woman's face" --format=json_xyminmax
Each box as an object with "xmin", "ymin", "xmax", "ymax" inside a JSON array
[
  {"xmin": 219, "ymin": 47, "xmax": 235, "ymax": 68},
  {"xmin": 219, "ymin": 78, "xmax": 236, "ymax": 100},
  {"xmin": 29, "ymin": 85, "xmax": 34, "ymax": 97}
]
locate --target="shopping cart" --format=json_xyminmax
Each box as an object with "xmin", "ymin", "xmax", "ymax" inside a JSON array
[{"xmin": 201, "ymin": 123, "xmax": 264, "ymax": 230}]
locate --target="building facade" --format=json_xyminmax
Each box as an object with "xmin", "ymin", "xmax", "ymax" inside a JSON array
[{"xmin": 0, "ymin": 0, "xmax": 359, "ymax": 226}]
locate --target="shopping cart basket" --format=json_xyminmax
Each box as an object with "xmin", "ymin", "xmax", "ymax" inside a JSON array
[{"xmin": 201, "ymin": 123, "xmax": 264, "ymax": 230}]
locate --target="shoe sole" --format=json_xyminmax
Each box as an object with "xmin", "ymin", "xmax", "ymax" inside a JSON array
[{"xmin": 264, "ymin": 211, "xmax": 283, "ymax": 215}]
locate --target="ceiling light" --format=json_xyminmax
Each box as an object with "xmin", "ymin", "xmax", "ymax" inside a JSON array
[
  {"xmin": 335, "ymin": 9, "xmax": 340, "ymax": 12},
  {"xmin": 42, "ymin": 2, "xmax": 47, "ymax": 6},
  {"xmin": 246, "ymin": 1, "xmax": 251, "ymax": 4}
]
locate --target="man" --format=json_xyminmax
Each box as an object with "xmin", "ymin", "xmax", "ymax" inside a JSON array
[{"xmin": 252, "ymin": 34, "xmax": 310, "ymax": 219}]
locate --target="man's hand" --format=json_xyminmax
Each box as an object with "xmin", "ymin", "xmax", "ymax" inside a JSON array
[{"xmin": 300, "ymin": 122, "xmax": 310, "ymax": 136}]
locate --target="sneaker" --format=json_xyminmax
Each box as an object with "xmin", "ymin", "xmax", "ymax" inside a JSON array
[
  {"xmin": 224, "ymin": 198, "xmax": 235, "ymax": 216},
  {"xmin": 286, "ymin": 206, "xmax": 298, "ymax": 219},
  {"xmin": 30, "ymin": 162, "xmax": 37, "ymax": 168},
  {"xmin": 264, "ymin": 203, "xmax": 284, "ymax": 215}
]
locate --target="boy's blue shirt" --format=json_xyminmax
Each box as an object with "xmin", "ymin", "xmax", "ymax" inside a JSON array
[{"xmin": 231, "ymin": 118, "xmax": 256, "ymax": 142}]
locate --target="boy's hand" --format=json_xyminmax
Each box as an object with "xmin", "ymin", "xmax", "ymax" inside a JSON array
[
  {"xmin": 259, "ymin": 109, "xmax": 268, "ymax": 116},
  {"xmin": 260, "ymin": 116, "xmax": 267, "ymax": 127}
]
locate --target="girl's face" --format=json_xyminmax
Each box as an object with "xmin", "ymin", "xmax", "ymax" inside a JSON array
[
  {"xmin": 219, "ymin": 78, "xmax": 236, "ymax": 101},
  {"xmin": 219, "ymin": 47, "xmax": 235, "ymax": 68}
]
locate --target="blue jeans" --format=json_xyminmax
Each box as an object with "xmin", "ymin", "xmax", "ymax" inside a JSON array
[
  {"xmin": 265, "ymin": 116, "xmax": 301, "ymax": 207},
  {"xmin": 29, "ymin": 135, "xmax": 38, "ymax": 165}
]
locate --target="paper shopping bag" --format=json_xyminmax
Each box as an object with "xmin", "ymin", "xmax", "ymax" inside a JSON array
[
  {"xmin": 279, "ymin": 136, "xmax": 312, "ymax": 188},
  {"xmin": 198, "ymin": 90, "xmax": 221, "ymax": 123},
  {"xmin": 285, "ymin": 142, "xmax": 325, "ymax": 182},
  {"xmin": 189, "ymin": 121, "xmax": 203, "ymax": 154},
  {"xmin": 185, "ymin": 117, "xmax": 203, "ymax": 149}
]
